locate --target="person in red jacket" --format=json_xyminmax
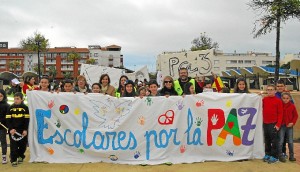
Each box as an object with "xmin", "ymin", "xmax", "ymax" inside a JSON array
[
  {"xmin": 278, "ymin": 92, "xmax": 298, "ymax": 161},
  {"xmin": 262, "ymin": 84, "xmax": 284, "ymax": 163}
]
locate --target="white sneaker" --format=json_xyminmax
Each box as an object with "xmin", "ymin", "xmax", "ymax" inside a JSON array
[{"xmin": 2, "ymin": 155, "xmax": 7, "ymax": 164}]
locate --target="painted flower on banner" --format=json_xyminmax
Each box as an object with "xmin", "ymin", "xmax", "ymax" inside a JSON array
[{"xmin": 59, "ymin": 105, "xmax": 69, "ymax": 114}]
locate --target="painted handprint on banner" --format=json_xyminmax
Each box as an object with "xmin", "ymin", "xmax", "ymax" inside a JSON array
[
  {"xmin": 211, "ymin": 114, "xmax": 218, "ymax": 125},
  {"xmin": 195, "ymin": 117, "xmax": 203, "ymax": 127},
  {"xmin": 176, "ymin": 100, "xmax": 184, "ymax": 110},
  {"xmin": 138, "ymin": 116, "xmax": 145, "ymax": 125},
  {"xmin": 134, "ymin": 151, "xmax": 141, "ymax": 159},
  {"xmin": 48, "ymin": 100, "xmax": 55, "ymax": 109},
  {"xmin": 180, "ymin": 145, "xmax": 186, "ymax": 153}
]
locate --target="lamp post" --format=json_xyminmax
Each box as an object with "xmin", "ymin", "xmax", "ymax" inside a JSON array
[{"xmin": 36, "ymin": 41, "xmax": 41, "ymax": 81}]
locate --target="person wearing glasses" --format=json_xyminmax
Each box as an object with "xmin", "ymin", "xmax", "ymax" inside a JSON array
[
  {"xmin": 159, "ymin": 76, "xmax": 178, "ymax": 96},
  {"xmin": 262, "ymin": 84, "xmax": 284, "ymax": 164},
  {"xmin": 174, "ymin": 68, "xmax": 203, "ymax": 95},
  {"xmin": 74, "ymin": 75, "xmax": 91, "ymax": 93}
]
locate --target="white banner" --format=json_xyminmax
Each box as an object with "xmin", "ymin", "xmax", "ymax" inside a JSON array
[
  {"xmin": 127, "ymin": 65, "xmax": 150, "ymax": 82},
  {"xmin": 27, "ymin": 91, "xmax": 264, "ymax": 165},
  {"xmin": 80, "ymin": 64, "xmax": 125, "ymax": 88}
]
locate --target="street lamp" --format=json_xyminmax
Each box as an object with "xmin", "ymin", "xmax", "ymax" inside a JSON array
[{"xmin": 36, "ymin": 41, "xmax": 41, "ymax": 81}]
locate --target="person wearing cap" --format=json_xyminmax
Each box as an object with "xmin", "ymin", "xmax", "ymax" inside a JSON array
[
  {"xmin": 122, "ymin": 80, "xmax": 137, "ymax": 97},
  {"xmin": 174, "ymin": 68, "xmax": 203, "ymax": 95},
  {"xmin": 6, "ymin": 79, "xmax": 22, "ymax": 105}
]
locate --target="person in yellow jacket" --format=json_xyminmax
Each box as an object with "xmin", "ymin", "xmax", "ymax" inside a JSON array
[{"xmin": 173, "ymin": 68, "xmax": 203, "ymax": 95}]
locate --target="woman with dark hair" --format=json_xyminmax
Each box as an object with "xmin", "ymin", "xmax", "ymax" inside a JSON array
[
  {"xmin": 234, "ymin": 78, "xmax": 250, "ymax": 93},
  {"xmin": 0, "ymin": 89, "xmax": 9, "ymax": 164},
  {"xmin": 39, "ymin": 76, "xmax": 51, "ymax": 92},
  {"xmin": 159, "ymin": 76, "xmax": 178, "ymax": 96},
  {"xmin": 99, "ymin": 74, "xmax": 115, "ymax": 96},
  {"xmin": 183, "ymin": 82, "xmax": 195, "ymax": 95},
  {"xmin": 115, "ymin": 75, "xmax": 128, "ymax": 97},
  {"xmin": 122, "ymin": 80, "xmax": 137, "ymax": 97},
  {"xmin": 74, "ymin": 75, "xmax": 91, "ymax": 93},
  {"xmin": 22, "ymin": 76, "xmax": 38, "ymax": 95}
]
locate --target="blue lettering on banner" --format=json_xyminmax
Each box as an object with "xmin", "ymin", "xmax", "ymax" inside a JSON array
[
  {"xmin": 185, "ymin": 108, "xmax": 203, "ymax": 146},
  {"xmin": 35, "ymin": 109, "xmax": 137, "ymax": 151}
]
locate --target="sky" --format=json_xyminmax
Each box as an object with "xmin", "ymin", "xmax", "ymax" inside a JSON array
[{"xmin": 1, "ymin": 0, "xmax": 299, "ymax": 72}]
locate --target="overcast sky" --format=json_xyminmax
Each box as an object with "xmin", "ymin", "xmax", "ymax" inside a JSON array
[{"xmin": 1, "ymin": 0, "xmax": 299, "ymax": 71}]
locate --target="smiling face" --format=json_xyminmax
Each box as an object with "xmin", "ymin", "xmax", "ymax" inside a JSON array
[
  {"xmin": 125, "ymin": 84, "xmax": 133, "ymax": 93},
  {"xmin": 92, "ymin": 84, "xmax": 101, "ymax": 93},
  {"xmin": 238, "ymin": 81, "xmax": 246, "ymax": 91},
  {"xmin": 101, "ymin": 76, "xmax": 109, "ymax": 87},
  {"xmin": 179, "ymin": 69, "xmax": 188, "ymax": 82},
  {"xmin": 40, "ymin": 78, "xmax": 49, "ymax": 91},
  {"xmin": 120, "ymin": 77, "xmax": 127, "ymax": 87},
  {"xmin": 282, "ymin": 94, "xmax": 291, "ymax": 104},
  {"xmin": 77, "ymin": 79, "xmax": 86, "ymax": 88}
]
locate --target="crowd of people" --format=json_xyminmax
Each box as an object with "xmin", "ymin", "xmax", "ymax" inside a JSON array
[{"xmin": 0, "ymin": 67, "xmax": 298, "ymax": 166}]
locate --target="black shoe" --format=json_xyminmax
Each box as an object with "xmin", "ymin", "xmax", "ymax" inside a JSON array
[
  {"xmin": 279, "ymin": 156, "xmax": 286, "ymax": 162},
  {"xmin": 289, "ymin": 157, "xmax": 296, "ymax": 161}
]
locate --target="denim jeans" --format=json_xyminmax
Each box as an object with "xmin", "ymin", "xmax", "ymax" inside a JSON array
[{"xmin": 279, "ymin": 126, "xmax": 294, "ymax": 156}]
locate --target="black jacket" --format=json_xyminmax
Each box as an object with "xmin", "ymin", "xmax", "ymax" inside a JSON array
[
  {"xmin": 6, "ymin": 103, "xmax": 29, "ymax": 131},
  {"xmin": 0, "ymin": 90, "xmax": 10, "ymax": 130}
]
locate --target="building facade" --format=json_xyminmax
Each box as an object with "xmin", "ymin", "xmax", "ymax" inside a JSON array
[
  {"xmin": 156, "ymin": 49, "xmax": 276, "ymax": 79},
  {"xmin": 88, "ymin": 45, "xmax": 123, "ymax": 67},
  {"xmin": 0, "ymin": 42, "xmax": 123, "ymax": 79}
]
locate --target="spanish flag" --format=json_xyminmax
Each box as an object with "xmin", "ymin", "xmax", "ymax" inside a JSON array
[{"xmin": 212, "ymin": 76, "xmax": 224, "ymax": 92}]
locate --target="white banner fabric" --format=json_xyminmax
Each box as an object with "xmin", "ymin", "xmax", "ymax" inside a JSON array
[
  {"xmin": 80, "ymin": 64, "xmax": 125, "ymax": 88},
  {"xmin": 126, "ymin": 65, "xmax": 150, "ymax": 82},
  {"xmin": 27, "ymin": 91, "xmax": 264, "ymax": 165}
]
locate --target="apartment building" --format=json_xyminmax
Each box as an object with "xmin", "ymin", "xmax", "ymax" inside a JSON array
[
  {"xmin": 0, "ymin": 42, "xmax": 123, "ymax": 79},
  {"xmin": 88, "ymin": 44, "xmax": 123, "ymax": 67}
]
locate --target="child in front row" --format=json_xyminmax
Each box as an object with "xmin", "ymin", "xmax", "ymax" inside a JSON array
[
  {"xmin": 262, "ymin": 84, "xmax": 283, "ymax": 163},
  {"xmin": 6, "ymin": 92, "xmax": 29, "ymax": 167},
  {"xmin": 0, "ymin": 89, "xmax": 10, "ymax": 164},
  {"xmin": 278, "ymin": 92, "xmax": 298, "ymax": 161}
]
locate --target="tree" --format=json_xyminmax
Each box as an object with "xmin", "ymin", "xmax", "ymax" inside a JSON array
[
  {"xmin": 48, "ymin": 65, "xmax": 57, "ymax": 79},
  {"xmin": 67, "ymin": 51, "xmax": 81, "ymax": 62},
  {"xmin": 249, "ymin": 0, "xmax": 300, "ymax": 81},
  {"xmin": 191, "ymin": 32, "xmax": 219, "ymax": 51},
  {"xmin": 63, "ymin": 72, "xmax": 72, "ymax": 79},
  {"xmin": 85, "ymin": 58, "xmax": 96, "ymax": 65},
  {"xmin": 280, "ymin": 61, "xmax": 290, "ymax": 69},
  {"xmin": 9, "ymin": 60, "xmax": 21, "ymax": 74},
  {"xmin": 33, "ymin": 63, "xmax": 44, "ymax": 75},
  {"xmin": 20, "ymin": 31, "xmax": 50, "ymax": 80}
]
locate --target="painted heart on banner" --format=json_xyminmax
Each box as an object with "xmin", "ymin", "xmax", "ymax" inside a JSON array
[
  {"xmin": 158, "ymin": 110, "xmax": 175, "ymax": 125},
  {"xmin": 228, "ymin": 122, "xmax": 234, "ymax": 129}
]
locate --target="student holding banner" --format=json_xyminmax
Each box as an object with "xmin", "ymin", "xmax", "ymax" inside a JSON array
[
  {"xmin": 159, "ymin": 76, "xmax": 178, "ymax": 96},
  {"xmin": 233, "ymin": 78, "xmax": 250, "ymax": 93},
  {"xmin": 99, "ymin": 74, "xmax": 115, "ymax": 97},
  {"xmin": 74, "ymin": 75, "xmax": 91, "ymax": 93},
  {"xmin": 115, "ymin": 75, "xmax": 129, "ymax": 97},
  {"xmin": 6, "ymin": 92, "xmax": 29, "ymax": 167},
  {"xmin": 0, "ymin": 89, "xmax": 9, "ymax": 164},
  {"xmin": 38, "ymin": 77, "xmax": 51, "ymax": 92},
  {"xmin": 262, "ymin": 85, "xmax": 284, "ymax": 164},
  {"xmin": 122, "ymin": 80, "xmax": 137, "ymax": 97}
]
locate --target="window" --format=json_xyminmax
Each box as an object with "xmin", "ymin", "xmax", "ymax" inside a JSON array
[
  {"xmin": 0, "ymin": 44, "xmax": 2, "ymax": 47},
  {"xmin": 226, "ymin": 60, "xmax": 237, "ymax": 64},
  {"xmin": 244, "ymin": 60, "xmax": 252, "ymax": 64},
  {"xmin": 214, "ymin": 67, "xmax": 220, "ymax": 71},
  {"xmin": 238, "ymin": 60, "xmax": 243, "ymax": 64},
  {"xmin": 226, "ymin": 67, "xmax": 237, "ymax": 70},
  {"xmin": 262, "ymin": 61, "xmax": 272, "ymax": 65}
]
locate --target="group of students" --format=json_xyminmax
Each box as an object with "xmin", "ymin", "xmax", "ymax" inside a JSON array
[{"xmin": 0, "ymin": 68, "xmax": 298, "ymax": 166}]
